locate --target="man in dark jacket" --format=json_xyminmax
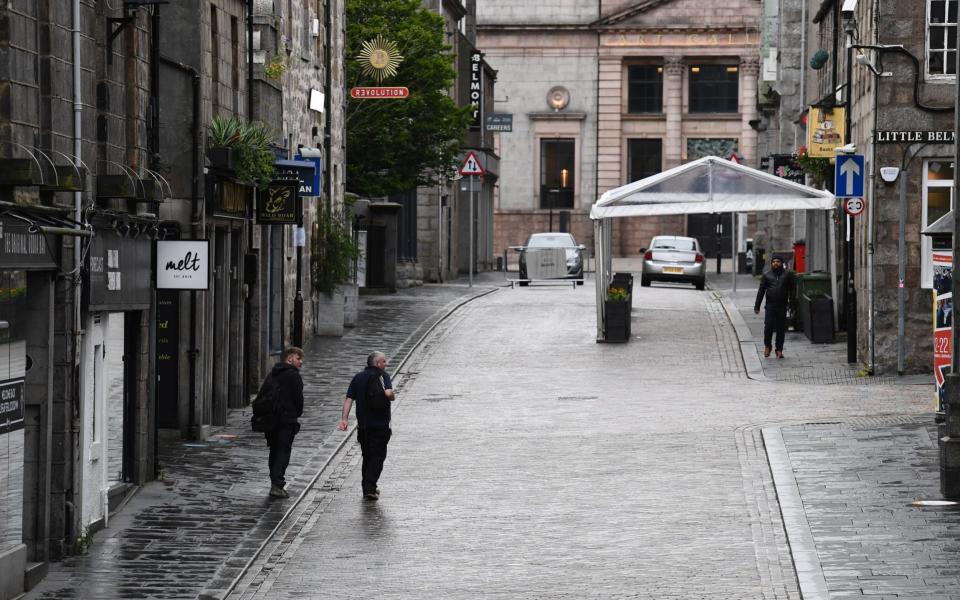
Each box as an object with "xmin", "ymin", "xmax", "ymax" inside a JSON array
[
  {"xmin": 338, "ymin": 351, "xmax": 395, "ymax": 501},
  {"xmin": 754, "ymin": 255, "xmax": 795, "ymax": 359},
  {"xmin": 263, "ymin": 347, "xmax": 304, "ymax": 498}
]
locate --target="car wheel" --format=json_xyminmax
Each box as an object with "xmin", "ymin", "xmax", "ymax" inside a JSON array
[
  {"xmin": 640, "ymin": 276, "xmax": 651, "ymax": 287},
  {"xmin": 575, "ymin": 270, "xmax": 584, "ymax": 285},
  {"xmin": 695, "ymin": 278, "xmax": 705, "ymax": 291},
  {"xmin": 518, "ymin": 281, "xmax": 529, "ymax": 287}
]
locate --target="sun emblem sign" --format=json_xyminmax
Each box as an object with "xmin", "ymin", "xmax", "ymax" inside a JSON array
[{"xmin": 358, "ymin": 35, "xmax": 403, "ymax": 84}]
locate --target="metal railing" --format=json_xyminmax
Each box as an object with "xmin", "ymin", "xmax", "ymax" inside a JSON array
[{"xmin": 502, "ymin": 245, "xmax": 590, "ymax": 289}]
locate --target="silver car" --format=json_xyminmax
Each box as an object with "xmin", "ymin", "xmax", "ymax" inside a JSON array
[{"xmin": 640, "ymin": 235, "xmax": 706, "ymax": 290}]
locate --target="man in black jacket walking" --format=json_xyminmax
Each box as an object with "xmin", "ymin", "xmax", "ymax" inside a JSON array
[
  {"xmin": 338, "ymin": 351, "xmax": 395, "ymax": 501},
  {"xmin": 754, "ymin": 255, "xmax": 795, "ymax": 359},
  {"xmin": 263, "ymin": 347, "xmax": 304, "ymax": 498}
]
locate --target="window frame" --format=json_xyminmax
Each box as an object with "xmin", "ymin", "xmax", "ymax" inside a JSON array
[
  {"xmin": 626, "ymin": 138, "xmax": 663, "ymax": 184},
  {"xmin": 626, "ymin": 64, "xmax": 664, "ymax": 114},
  {"xmin": 927, "ymin": 0, "xmax": 958, "ymax": 81},
  {"xmin": 687, "ymin": 63, "xmax": 740, "ymax": 114},
  {"xmin": 922, "ymin": 158, "xmax": 955, "ymax": 288}
]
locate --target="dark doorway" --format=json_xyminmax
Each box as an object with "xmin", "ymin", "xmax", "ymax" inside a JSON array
[
  {"xmin": 366, "ymin": 225, "xmax": 387, "ymax": 288},
  {"xmin": 123, "ymin": 311, "xmax": 139, "ymax": 482},
  {"xmin": 687, "ymin": 213, "xmax": 732, "ymax": 258},
  {"xmin": 156, "ymin": 290, "xmax": 179, "ymax": 428}
]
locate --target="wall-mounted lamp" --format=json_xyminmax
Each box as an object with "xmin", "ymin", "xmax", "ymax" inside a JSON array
[
  {"xmin": 560, "ymin": 168, "xmax": 569, "ymax": 188},
  {"xmin": 856, "ymin": 52, "xmax": 892, "ymax": 78}
]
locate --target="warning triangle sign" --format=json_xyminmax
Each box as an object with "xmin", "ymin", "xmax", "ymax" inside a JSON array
[{"xmin": 459, "ymin": 151, "xmax": 485, "ymax": 176}]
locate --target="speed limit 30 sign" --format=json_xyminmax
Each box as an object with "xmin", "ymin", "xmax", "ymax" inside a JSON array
[{"xmin": 844, "ymin": 197, "xmax": 865, "ymax": 216}]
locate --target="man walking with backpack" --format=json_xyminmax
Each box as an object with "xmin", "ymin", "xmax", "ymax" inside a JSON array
[
  {"xmin": 338, "ymin": 351, "xmax": 395, "ymax": 501},
  {"xmin": 257, "ymin": 347, "xmax": 304, "ymax": 498}
]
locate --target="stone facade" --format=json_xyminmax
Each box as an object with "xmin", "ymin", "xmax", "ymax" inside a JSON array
[{"xmin": 477, "ymin": 0, "xmax": 761, "ymax": 257}]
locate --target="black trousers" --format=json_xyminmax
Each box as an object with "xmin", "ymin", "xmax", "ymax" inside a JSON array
[
  {"xmin": 763, "ymin": 306, "xmax": 787, "ymax": 351},
  {"xmin": 265, "ymin": 425, "xmax": 298, "ymax": 488},
  {"xmin": 357, "ymin": 426, "xmax": 391, "ymax": 493}
]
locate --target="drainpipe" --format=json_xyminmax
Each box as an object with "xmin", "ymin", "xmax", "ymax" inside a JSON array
[
  {"xmin": 160, "ymin": 56, "xmax": 201, "ymax": 438},
  {"xmin": 71, "ymin": 0, "xmax": 83, "ymax": 548}
]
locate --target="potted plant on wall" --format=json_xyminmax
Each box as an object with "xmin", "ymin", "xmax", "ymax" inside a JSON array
[
  {"xmin": 208, "ymin": 116, "xmax": 276, "ymax": 186},
  {"xmin": 311, "ymin": 210, "xmax": 361, "ymax": 336}
]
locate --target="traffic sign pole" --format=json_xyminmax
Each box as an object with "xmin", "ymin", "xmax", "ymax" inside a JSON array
[{"xmin": 469, "ymin": 175, "xmax": 475, "ymax": 288}]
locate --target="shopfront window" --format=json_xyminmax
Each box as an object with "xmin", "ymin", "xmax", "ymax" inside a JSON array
[
  {"xmin": 540, "ymin": 138, "xmax": 575, "ymax": 209},
  {"xmin": 627, "ymin": 139, "xmax": 662, "ymax": 182},
  {"xmin": 627, "ymin": 65, "xmax": 663, "ymax": 113},
  {"xmin": 928, "ymin": 0, "xmax": 958, "ymax": 77},
  {"xmin": 923, "ymin": 159, "xmax": 955, "ymax": 288},
  {"xmin": 688, "ymin": 64, "xmax": 739, "ymax": 113}
]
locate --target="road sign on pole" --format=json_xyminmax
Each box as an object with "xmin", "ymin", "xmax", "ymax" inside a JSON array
[
  {"xmin": 835, "ymin": 155, "xmax": 865, "ymax": 198},
  {"xmin": 459, "ymin": 151, "xmax": 485, "ymax": 176},
  {"xmin": 844, "ymin": 197, "xmax": 865, "ymax": 216}
]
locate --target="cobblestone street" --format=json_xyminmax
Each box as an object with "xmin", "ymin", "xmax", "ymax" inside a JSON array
[
  {"xmin": 23, "ymin": 272, "xmax": 958, "ymax": 599},
  {"xmin": 223, "ymin": 277, "xmax": 935, "ymax": 600}
]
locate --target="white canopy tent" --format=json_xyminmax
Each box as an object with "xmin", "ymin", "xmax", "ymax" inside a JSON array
[{"xmin": 590, "ymin": 156, "xmax": 838, "ymax": 341}]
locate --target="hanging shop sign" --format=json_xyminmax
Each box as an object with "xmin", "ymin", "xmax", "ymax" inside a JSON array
[
  {"xmin": 772, "ymin": 154, "xmax": 805, "ymax": 184},
  {"xmin": 933, "ymin": 251, "xmax": 953, "ymax": 414},
  {"xmin": 257, "ymin": 179, "xmax": 301, "ymax": 225},
  {"xmin": 87, "ymin": 228, "xmax": 152, "ymax": 310},
  {"xmin": 470, "ymin": 50, "xmax": 483, "ymax": 131},
  {"xmin": 350, "ymin": 87, "xmax": 409, "ymax": 99},
  {"xmin": 275, "ymin": 159, "xmax": 317, "ymax": 196},
  {"xmin": 207, "ymin": 178, "xmax": 250, "ymax": 219},
  {"xmin": 156, "ymin": 239, "xmax": 210, "ymax": 290},
  {"xmin": 876, "ymin": 130, "xmax": 955, "ymax": 144},
  {"xmin": 0, "ymin": 379, "xmax": 23, "ymax": 435},
  {"xmin": 805, "ymin": 106, "xmax": 846, "ymax": 158},
  {"xmin": 0, "ymin": 217, "xmax": 58, "ymax": 270},
  {"xmin": 485, "ymin": 113, "xmax": 513, "ymax": 132},
  {"xmin": 358, "ymin": 34, "xmax": 403, "ymax": 83}
]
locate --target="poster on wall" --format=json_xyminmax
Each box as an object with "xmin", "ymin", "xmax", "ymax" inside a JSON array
[
  {"xmin": 156, "ymin": 240, "xmax": 210, "ymax": 290},
  {"xmin": 0, "ymin": 380, "xmax": 24, "ymax": 435},
  {"xmin": 934, "ymin": 251, "xmax": 953, "ymax": 414}
]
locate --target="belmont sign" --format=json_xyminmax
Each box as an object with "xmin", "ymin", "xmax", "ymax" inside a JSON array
[{"xmin": 876, "ymin": 130, "xmax": 956, "ymax": 144}]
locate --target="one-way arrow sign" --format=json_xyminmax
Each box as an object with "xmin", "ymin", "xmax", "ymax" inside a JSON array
[
  {"xmin": 835, "ymin": 155, "xmax": 864, "ymax": 198},
  {"xmin": 459, "ymin": 151, "xmax": 485, "ymax": 176}
]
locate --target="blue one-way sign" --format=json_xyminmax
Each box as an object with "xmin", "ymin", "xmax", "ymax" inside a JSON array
[{"xmin": 835, "ymin": 155, "xmax": 864, "ymax": 198}]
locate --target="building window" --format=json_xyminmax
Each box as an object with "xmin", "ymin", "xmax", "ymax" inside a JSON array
[
  {"xmin": 540, "ymin": 138, "xmax": 575, "ymax": 209},
  {"xmin": 627, "ymin": 65, "xmax": 663, "ymax": 113},
  {"xmin": 688, "ymin": 64, "xmax": 739, "ymax": 113},
  {"xmin": 923, "ymin": 159, "xmax": 955, "ymax": 288},
  {"xmin": 627, "ymin": 139, "xmax": 662, "ymax": 182},
  {"xmin": 929, "ymin": 0, "xmax": 958, "ymax": 76}
]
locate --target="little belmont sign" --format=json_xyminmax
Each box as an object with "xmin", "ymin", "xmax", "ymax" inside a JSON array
[
  {"xmin": 876, "ymin": 130, "xmax": 955, "ymax": 143},
  {"xmin": 156, "ymin": 240, "xmax": 210, "ymax": 290}
]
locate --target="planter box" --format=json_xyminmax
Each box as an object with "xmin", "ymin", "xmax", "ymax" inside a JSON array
[
  {"xmin": 0, "ymin": 158, "xmax": 43, "ymax": 186},
  {"xmin": 39, "ymin": 166, "xmax": 87, "ymax": 192},
  {"xmin": 341, "ymin": 283, "xmax": 359, "ymax": 328},
  {"xmin": 604, "ymin": 297, "xmax": 632, "ymax": 342},
  {"xmin": 96, "ymin": 174, "xmax": 137, "ymax": 199},
  {"xmin": 207, "ymin": 147, "xmax": 236, "ymax": 172},
  {"xmin": 314, "ymin": 288, "xmax": 345, "ymax": 337}
]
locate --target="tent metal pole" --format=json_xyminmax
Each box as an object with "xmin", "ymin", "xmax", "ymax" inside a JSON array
[
  {"xmin": 829, "ymin": 208, "xmax": 840, "ymax": 325},
  {"xmin": 732, "ymin": 212, "xmax": 737, "ymax": 293},
  {"xmin": 594, "ymin": 218, "xmax": 605, "ymax": 341}
]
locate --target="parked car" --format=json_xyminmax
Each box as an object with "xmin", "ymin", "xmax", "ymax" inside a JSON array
[
  {"xmin": 518, "ymin": 232, "xmax": 585, "ymax": 286},
  {"xmin": 640, "ymin": 235, "xmax": 706, "ymax": 290}
]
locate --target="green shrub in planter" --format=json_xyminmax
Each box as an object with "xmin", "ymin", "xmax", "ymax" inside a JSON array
[
  {"xmin": 311, "ymin": 212, "xmax": 361, "ymax": 295},
  {"xmin": 208, "ymin": 116, "xmax": 276, "ymax": 187}
]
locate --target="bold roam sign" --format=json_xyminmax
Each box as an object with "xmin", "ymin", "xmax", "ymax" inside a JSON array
[
  {"xmin": 257, "ymin": 180, "xmax": 301, "ymax": 225},
  {"xmin": 156, "ymin": 240, "xmax": 210, "ymax": 290},
  {"xmin": 459, "ymin": 151, "xmax": 485, "ymax": 176},
  {"xmin": 350, "ymin": 87, "xmax": 409, "ymax": 99},
  {"xmin": 470, "ymin": 50, "xmax": 483, "ymax": 130}
]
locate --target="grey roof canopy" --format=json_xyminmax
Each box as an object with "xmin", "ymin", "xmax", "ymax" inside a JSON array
[{"xmin": 590, "ymin": 156, "xmax": 838, "ymax": 342}]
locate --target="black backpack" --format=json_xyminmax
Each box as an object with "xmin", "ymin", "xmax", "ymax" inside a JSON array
[{"xmin": 251, "ymin": 374, "xmax": 281, "ymax": 432}]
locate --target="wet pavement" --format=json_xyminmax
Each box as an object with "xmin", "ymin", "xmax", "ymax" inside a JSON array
[
  {"xmin": 24, "ymin": 275, "xmax": 506, "ymax": 600},
  {"xmin": 24, "ymin": 268, "xmax": 957, "ymax": 600}
]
